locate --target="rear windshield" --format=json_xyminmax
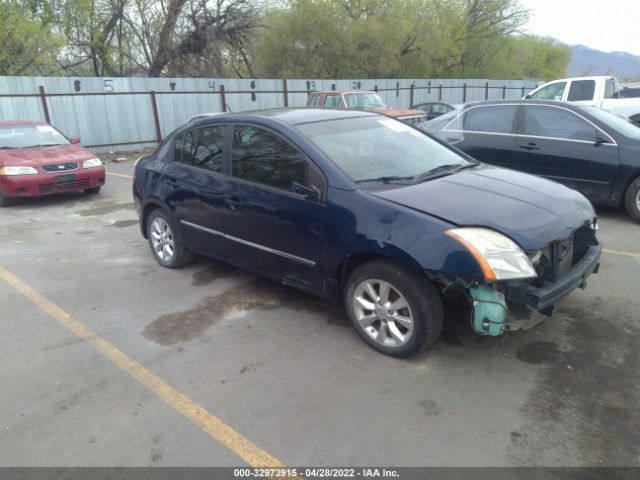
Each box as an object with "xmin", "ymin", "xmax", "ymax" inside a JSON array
[
  {"xmin": 0, "ymin": 124, "xmax": 69, "ymax": 149},
  {"xmin": 344, "ymin": 93, "xmax": 387, "ymax": 109}
]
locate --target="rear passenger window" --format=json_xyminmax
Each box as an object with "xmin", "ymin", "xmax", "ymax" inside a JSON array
[
  {"xmin": 232, "ymin": 126, "xmax": 308, "ymax": 191},
  {"xmin": 174, "ymin": 125, "xmax": 226, "ymax": 173},
  {"xmin": 462, "ymin": 106, "xmax": 517, "ymax": 134},
  {"xmin": 324, "ymin": 95, "xmax": 341, "ymax": 108},
  {"xmin": 567, "ymin": 80, "xmax": 596, "ymax": 101},
  {"xmin": 523, "ymin": 106, "xmax": 596, "ymax": 142},
  {"xmin": 310, "ymin": 95, "xmax": 321, "ymax": 107}
]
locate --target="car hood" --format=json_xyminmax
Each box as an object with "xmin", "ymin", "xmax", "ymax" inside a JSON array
[
  {"xmin": 0, "ymin": 145, "xmax": 96, "ymax": 167},
  {"xmin": 371, "ymin": 108, "xmax": 425, "ymax": 118},
  {"xmin": 371, "ymin": 165, "xmax": 595, "ymax": 250}
]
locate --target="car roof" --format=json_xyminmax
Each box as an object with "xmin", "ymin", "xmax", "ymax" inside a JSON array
[
  {"xmin": 190, "ymin": 108, "xmax": 378, "ymax": 126},
  {"xmin": 540, "ymin": 76, "xmax": 616, "ymax": 83},
  {"xmin": 310, "ymin": 90, "xmax": 376, "ymax": 95},
  {"xmin": 460, "ymin": 99, "xmax": 585, "ymax": 111},
  {"xmin": 0, "ymin": 119, "xmax": 47, "ymax": 126}
]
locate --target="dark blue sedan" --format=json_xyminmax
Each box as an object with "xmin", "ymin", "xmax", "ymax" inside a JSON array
[{"xmin": 133, "ymin": 108, "xmax": 601, "ymax": 357}]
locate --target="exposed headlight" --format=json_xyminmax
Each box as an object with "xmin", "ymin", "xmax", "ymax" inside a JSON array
[
  {"xmin": 0, "ymin": 166, "xmax": 38, "ymax": 176},
  {"xmin": 445, "ymin": 227, "xmax": 537, "ymax": 281},
  {"xmin": 83, "ymin": 158, "xmax": 103, "ymax": 168}
]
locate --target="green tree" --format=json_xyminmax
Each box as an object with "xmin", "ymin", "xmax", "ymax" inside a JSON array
[{"xmin": 0, "ymin": 0, "xmax": 62, "ymax": 75}]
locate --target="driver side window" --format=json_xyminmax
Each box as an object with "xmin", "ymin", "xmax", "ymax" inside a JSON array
[{"xmin": 174, "ymin": 125, "xmax": 225, "ymax": 173}]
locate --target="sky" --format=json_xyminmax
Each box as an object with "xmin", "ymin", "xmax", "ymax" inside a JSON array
[{"xmin": 519, "ymin": 0, "xmax": 640, "ymax": 56}]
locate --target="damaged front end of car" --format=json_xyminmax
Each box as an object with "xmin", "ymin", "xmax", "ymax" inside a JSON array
[{"xmin": 433, "ymin": 220, "xmax": 601, "ymax": 337}]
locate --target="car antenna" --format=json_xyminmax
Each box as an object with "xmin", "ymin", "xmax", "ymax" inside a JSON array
[{"xmin": 225, "ymin": 103, "xmax": 233, "ymax": 113}]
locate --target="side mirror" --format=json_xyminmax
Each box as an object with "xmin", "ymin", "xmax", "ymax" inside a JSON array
[
  {"xmin": 524, "ymin": 94, "xmax": 532, "ymax": 99},
  {"xmin": 70, "ymin": 137, "xmax": 81, "ymax": 144},
  {"xmin": 291, "ymin": 181, "xmax": 321, "ymax": 201}
]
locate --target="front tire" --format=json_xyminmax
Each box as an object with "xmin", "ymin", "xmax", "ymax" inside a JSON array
[
  {"xmin": 147, "ymin": 209, "xmax": 193, "ymax": 268},
  {"xmin": 624, "ymin": 177, "xmax": 640, "ymax": 223},
  {"xmin": 344, "ymin": 259, "xmax": 444, "ymax": 357},
  {"xmin": 0, "ymin": 192, "xmax": 14, "ymax": 207}
]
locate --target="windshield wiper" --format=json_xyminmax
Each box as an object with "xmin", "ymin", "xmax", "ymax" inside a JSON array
[
  {"xmin": 23, "ymin": 143, "xmax": 65, "ymax": 148},
  {"xmin": 356, "ymin": 175, "xmax": 415, "ymax": 185},
  {"xmin": 0, "ymin": 146, "xmax": 16, "ymax": 149},
  {"xmin": 414, "ymin": 162, "xmax": 479, "ymax": 182}
]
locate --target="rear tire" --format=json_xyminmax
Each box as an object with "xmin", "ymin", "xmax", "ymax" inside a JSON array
[
  {"xmin": 147, "ymin": 209, "xmax": 193, "ymax": 268},
  {"xmin": 344, "ymin": 259, "xmax": 443, "ymax": 357},
  {"xmin": 624, "ymin": 177, "xmax": 640, "ymax": 223},
  {"xmin": 84, "ymin": 187, "xmax": 101, "ymax": 195}
]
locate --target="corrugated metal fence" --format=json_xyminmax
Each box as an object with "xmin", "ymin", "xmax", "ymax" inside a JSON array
[{"xmin": 0, "ymin": 76, "xmax": 539, "ymax": 153}]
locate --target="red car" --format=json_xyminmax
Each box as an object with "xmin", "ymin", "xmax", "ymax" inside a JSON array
[{"xmin": 0, "ymin": 120, "xmax": 105, "ymax": 206}]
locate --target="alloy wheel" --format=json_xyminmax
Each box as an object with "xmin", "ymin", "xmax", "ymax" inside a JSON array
[
  {"xmin": 352, "ymin": 279, "xmax": 414, "ymax": 347},
  {"xmin": 150, "ymin": 217, "xmax": 175, "ymax": 261}
]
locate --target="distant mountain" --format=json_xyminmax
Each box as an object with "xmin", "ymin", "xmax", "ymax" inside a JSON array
[{"xmin": 567, "ymin": 45, "xmax": 640, "ymax": 81}]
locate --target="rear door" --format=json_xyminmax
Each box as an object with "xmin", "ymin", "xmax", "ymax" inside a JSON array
[
  {"xmin": 221, "ymin": 124, "xmax": 327, "ymax": 291},
  {"xmin": 445, "ymin": 104, "xmax": 519, "ymax": 168},
  {"xmin": 163, "ymin": 124, "xmax": 228, "ymax": 255},
  {"xmin": 516, "ymin": 104, "xmax": 619, "ymax": 201}
]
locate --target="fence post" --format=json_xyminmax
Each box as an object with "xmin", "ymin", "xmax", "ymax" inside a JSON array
[
  {"xmin": 38, "ymin": 86, "xmax": 51, "ymax": 124},
  {"xmin": 522, "ymin": 86, "xmax": 525, "ymax": 97},
  {"xmin": 438, "ymin": 85, "xmax": 442, "ymax": 101},
  {"xmin": 283, "ymin": 79, "xmax": 289, "ymax": 107},
  {"xmin": 503, "ymin": 85, "xmax": 506, "ymax": 99},
  {"xmin": 485, "ymin": 82, "xmax": 489, "ymax": 100},
  {"xmin": 374, "ymin": 85, "xmax": 378, "ymax": 93},
  {"xmin": 463, "ymin": 83, "xmax": 467, "ymax": 103},
  {"xmin": 149, "ymin": 91, "xmax": 162, "ymax": 143},
  {"xmin": 410, "ymin": 83, "xmax": 415, "ymax": 107},
  {"xmin": 220, "ymin": 84, "xmax": 227, "ymax": 112}
]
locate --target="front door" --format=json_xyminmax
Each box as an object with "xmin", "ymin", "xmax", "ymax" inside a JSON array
[
  {"xmin": 222, "ymin": 124, "xmax": 327, "ymax": 292},
  {"xmin": 517, "ymin": 105, "xmax": 619, "ymax": 201}
]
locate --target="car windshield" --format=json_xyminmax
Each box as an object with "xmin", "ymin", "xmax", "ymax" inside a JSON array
[
  {"xmin": 344, "ymin": 93, "xmax": 387, "ymax": 109},
  {"xmin": 0, "ymin": 124, "xmax": 69, "ymax": 149},
  {"xmin": 584, "ymin": 107, "xmax": 640, "ymax": 140},
  {"xmin": 297, "ymin": 116, "xmax": 469, "ymax": 183}
]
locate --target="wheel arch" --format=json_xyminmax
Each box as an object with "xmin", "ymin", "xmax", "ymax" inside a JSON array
[
  {"xmin": 333, "ymin": 247, "xmax": 425, "ymax": 303},
  {"xmin": 621, "ymin": 169, "xmax": 640, "ymax": 207},
  {"xmin": 140, "ymin": 198, "xmax": 172, "ymax": 238}
]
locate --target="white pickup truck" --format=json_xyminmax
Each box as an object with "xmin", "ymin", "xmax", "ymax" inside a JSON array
[{"xmin": 525, "ymin": 76, "xmax": 640, "ymax": 126}]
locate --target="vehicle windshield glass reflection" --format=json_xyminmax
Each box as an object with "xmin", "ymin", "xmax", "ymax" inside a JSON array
[
  {"xmin": 583, "ymin": 107, "xmax": 640, "ymax": 140},
  {"xmin": 0, "ymin": 125, "xmax": 69, "ymax": 148},
  {"xmin": 297, "ymin": 116, "xmax": 469, "ymax": 183},
  {"xmin": 344, "ymin": 93, "xmax": 387, "ymax": 109}
]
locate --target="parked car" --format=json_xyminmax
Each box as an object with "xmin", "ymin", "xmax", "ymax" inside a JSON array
[
  {"xmin": 423, "ymin": 100, "xmax": 640, "ymax": 222},
  {"xmin": 410, "ymin": 102, "xmax": 455, "ymax": 120},
  {"xmin": 0, "ymin": 120, "xmax": 105, "ymax": 206},
  {"xmin": 133, "ymin": 109, "xmax": 601, "ymax": 357},
  {"xmin": 306, "ymin": 90, "xmax": 427, "ymax": 126},
  {"xmin": 621, "ymin": 85, "xmax": 640, "ymax": 99},
  {"xmin": 525, "ymin": 76, "xmax": 640, "ymax": 126}
]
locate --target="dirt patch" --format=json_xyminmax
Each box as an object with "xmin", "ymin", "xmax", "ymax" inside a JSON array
[
  {"xmin": 78, "ymin": 201, "xmax": 134, "ymax": 217},
  {"xmin": 509, "ymin": 296, "xmax": 640, "ymax": 466},
  {"xmin": 110, "ymin": 219, "xmax": 138, "ymax": 228},
  {"xmin": 421, "ymin": 399, "xmax": 442, "ymax": 416},
  {"xmin": 516, "ymin": 341, "xmax": 565, "ymax": 365},
  {"xmin": 192, "ymin": 262, "xmax": 243, "ymax": 286},
  {"xmin": 144, "ymin": 276, "xmax": 345, "ymax": 346},
  {"xmin": 99, "ymin": 147, "xmax": 154, "ymax": 164}
]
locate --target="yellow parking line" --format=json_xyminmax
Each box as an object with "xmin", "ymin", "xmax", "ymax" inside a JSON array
[
  {"xmin": 0, "ymin": 266, "xmax": 285, "ymax": 468},
  {"xmin": 106, "ymin": 172, "xmax": 133, "ymax": 179},
  {"xmin": 603, "ymin": 248, "xmax": 640, "ymax": 258}
]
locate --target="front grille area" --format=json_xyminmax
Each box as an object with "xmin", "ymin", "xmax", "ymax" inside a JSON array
[
  {"xmin": 38, "ymin": 179, "xmax": 90, "ymax": 193},
  {"xmin": 42, "ymin": 162, "xmax": 79, "ymax": 173},
  {"xmin": 528, "ymin": 223, "xmax": 599, "ymax": 286}
]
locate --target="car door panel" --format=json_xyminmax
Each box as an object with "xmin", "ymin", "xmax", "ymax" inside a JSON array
[
  {"xmin": 517, "ymin": 105, "xmax": 619, "ymax": 201},
  {"xmin": 222, "ymin": 125, "xmax": 327, "ymax": 292}
]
